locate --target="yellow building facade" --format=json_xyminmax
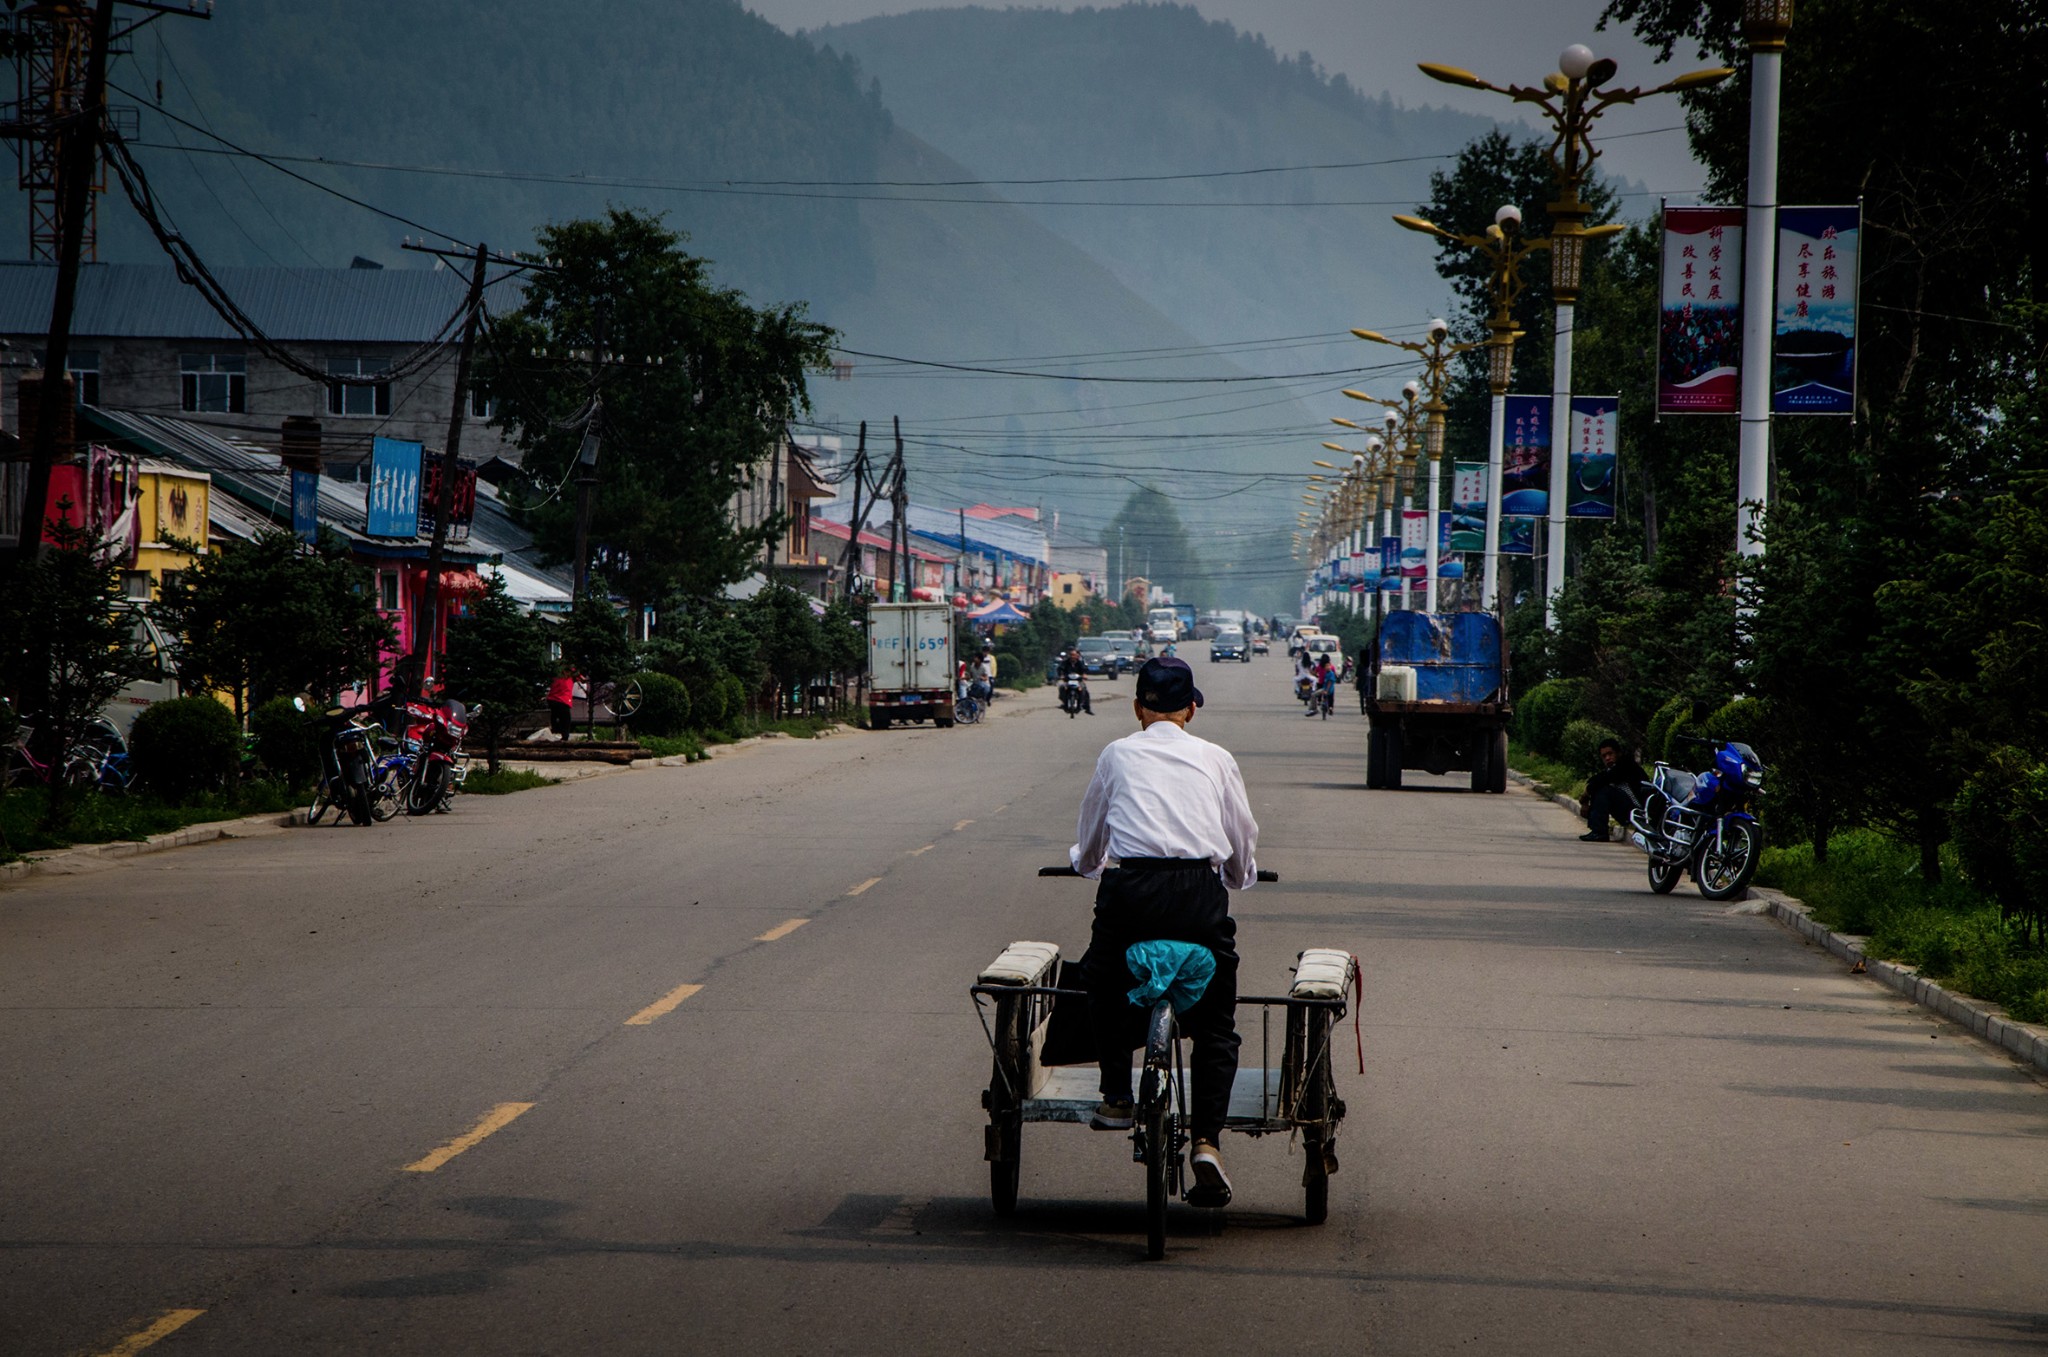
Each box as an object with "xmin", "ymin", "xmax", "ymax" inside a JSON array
[{"xmin": 1049, "ymin": 571, "xmax": 1096, "ymax": 610}]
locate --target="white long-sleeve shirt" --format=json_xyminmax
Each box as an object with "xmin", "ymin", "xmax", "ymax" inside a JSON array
[{"xmin": 1069, "ymin": 721, "xmax": 1259, "ymax": 890}]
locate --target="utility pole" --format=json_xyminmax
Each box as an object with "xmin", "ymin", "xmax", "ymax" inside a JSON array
[
  {"xmin": 890, "ymin": 415, "xmax": 907, "ymax": 601},
  {"xmin": 570, "ymin": 303, "xmax": 609, "ymax": 601},
  {"xmin": 8, "ymin": 0, "xmax": 115, "ymax": 577},
  {"xmin": 1738, "ymin": 2, "xmax": 1794, "ymax": 569},
  {"xmin": 402, "ymin": 239, "xmax": 490, "ymax": 695},
  {"xmin": 956, "ymin": 505, "xmax": 966, "ymax": 595},
  {"xmin": 840, "ymin": 421, "xmax": 868, "ymax": 599}
]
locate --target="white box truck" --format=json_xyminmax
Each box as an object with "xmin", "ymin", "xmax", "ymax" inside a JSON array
[{"xmin": 868, "ymin": 601, "xmax": 957, "ymax": 729}]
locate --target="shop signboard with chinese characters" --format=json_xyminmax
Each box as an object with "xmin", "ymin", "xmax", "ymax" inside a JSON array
[
  {"xmin": 1657, "ymin": 206, "xmax": 1744, "ymax": 414},
  {"xmin": 1772, "ymin": 206, "xmax": 1861, "ymax": 415},
  {"xmin": 366, "ymin": 436, "xmax": 423, "ymax": 539},
  {"xmin": 1450, "ymin": 460, "xmax": 1487, "ymax": 552},
  {"xmin": 1501, "ymin": 395, "xmax": 1550, "ymax": 519},
  {"xmin": 1566, "ymin": 397, "xmax": 1619, "ymax": 520},
  {"xmin": 290, "ymin": 468, "xmax": 320, "ymax": 543}
]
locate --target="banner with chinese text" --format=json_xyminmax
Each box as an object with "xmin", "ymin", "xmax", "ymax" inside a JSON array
[
  {"xmin": 1658, "ymin": 206, "xmax": 1744, "ymax": 414},
  {"xmin": 1379, "ymin": 534, "xmax": 1399, "ymax": 583},
  {"xmin": 1502, "ymin": 394, "xmax": 1550, "ymax": 518},
  {"xmin": 366, "ymin": 436, "xmax": 422, "ymax": 539},
  {"xmin": 1499, "ymin": 517, "xmax": 1535, "ymax": 556},
  {"xmin": 1566, "ymin": 396, "xmax": 1618, "ymax": 519},
  {"xmin": 1773, "ymin": 206, "xmax": 1861, "ymax": 415},
  {"xmin": 1400, "ymin": 509, "xmax": 1429, "ymax": 579},
  {"xmin": 1450, "ymin": 461, "xmax": 1487, "ymax": 552},
  {"xmin": 290, "ymin": 469, "xmax": 320, "ymax": 543}
]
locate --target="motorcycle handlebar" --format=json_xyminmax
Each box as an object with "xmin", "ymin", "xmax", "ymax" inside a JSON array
[{"xmin": 1038, "ymin": 865, "xmax": 1280, "ymax": 882}]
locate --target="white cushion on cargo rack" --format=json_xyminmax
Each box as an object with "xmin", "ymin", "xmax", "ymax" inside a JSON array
[
  {"xmin": 1291, "ymin": 948, "xmax": 1355, "ymax": 1000},
  {"xmin": 979, "ymin": 941, "xmax": 1060, "ymax": 987}
]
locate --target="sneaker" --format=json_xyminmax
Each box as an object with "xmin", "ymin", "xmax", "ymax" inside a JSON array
[
  {"xmin": 1188, "ymin": 1140, "xmax": 1232, "ymax": 1207},
  {"xmin": 1090, "ymin": 1100, "xmax": 1134, "ymax": 1130},
  {"xmin": 1578, "ymin": 831, "xmax": 1612, "ymax": 842}
]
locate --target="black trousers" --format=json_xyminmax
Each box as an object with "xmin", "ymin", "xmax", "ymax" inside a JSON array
[
  {"xmin": 1082, "ymin": 863, "xmax": 1240, "ymax": 1142},
  {"xmin": 1587, "ymin": 783, "xmax": 1639, "ymax": 835}
]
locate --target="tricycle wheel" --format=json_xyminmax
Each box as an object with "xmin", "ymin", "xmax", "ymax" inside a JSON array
[
  {"xmin": 989, "ymin": 1123, "xmax": 1021, "ymax": 1216},
  {"xmin": 1488, "ymin": 730, "xmax": 1508, "ymax": 793},
  {"xmin": 1303, "ymin": 1142, "xmax": 1330, "ymax": 1225},
  {"xmin": 1143, "ymin": 1101, "xmax": 1169, "ymax": 1260}
]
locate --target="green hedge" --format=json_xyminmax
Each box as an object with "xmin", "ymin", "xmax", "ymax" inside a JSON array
[
  {"xmin": 1645, "ymin": 694, "xmax": 1694, "ymax": 764},
  {"xmin": 994, "ymin": 653, "xmax": 1022, "ymax": 684},
  {"xmin": 625, "ymin": 670, "xmax": 692, "ymax": 737},
  {"xmin": 1559, "ymin": 718, "xmax": 1620, "ymax": 776},
  {"xmin": 1701, "ymin": 697, "xmax": 1768, "ymax": 753},
  {"xmin": 718, "ymin": 673, "xmax": 749, "ymax": 728},
  {"xmin": 248, "ymin": 695, "xmax": 321, "ymax": 789},
  {"xmin": 690, "ymin": 669, "xmax": 730, "ymax": 731},
  {"xmin": 130, "ymin": 696, "xmax": 240, "ymax": 802},
  {"xmin": 1515, "ymin": 678, "xmax": 1587, "ymax": 759}
]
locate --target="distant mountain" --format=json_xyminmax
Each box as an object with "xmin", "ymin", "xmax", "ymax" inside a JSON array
[{"xmin": 818, "ymin": 4, "xmax": 1510, "ymax": 356}]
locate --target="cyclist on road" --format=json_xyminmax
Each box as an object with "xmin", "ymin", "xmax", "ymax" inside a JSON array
[{"xmin": 1069, "ymin": 656, "xmax": 1259, "ymax": 1207}]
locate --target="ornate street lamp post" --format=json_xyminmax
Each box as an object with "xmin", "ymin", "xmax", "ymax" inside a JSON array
[
  {"xmin": 1739, "ymin": 0, "xmax": 1794, "ymax": 568},
  {"xmin": 1421, "ymin": 47, "xmax": 1731, "ymax": 626}
]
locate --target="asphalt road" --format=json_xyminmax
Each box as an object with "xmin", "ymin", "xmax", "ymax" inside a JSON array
[{"xmin": 2, "ymin": 646, "xmax": 2043, "ymax": 1355}]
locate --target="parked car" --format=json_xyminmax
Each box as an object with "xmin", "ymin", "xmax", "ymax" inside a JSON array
[{"xmin": 1209, "ymin": 628, "xmax": 1250, "ymax": 662}]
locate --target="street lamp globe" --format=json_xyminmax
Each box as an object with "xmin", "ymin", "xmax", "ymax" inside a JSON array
[
  {"xmin": 1353, "ymin": 452, "xmax": 1366, "ymax": 470},
  {"xmin": 1495, "ymin": 204, "xmax": 1522, "ymax": 228},
  {"xmin": 1383, "ymin": 410, "xmax": 1399, "ymax": 432},
  {"xmin": 1558, "ymin": 43, "xmax": 1595, "ymax": 79},
  {"xmin": 1427, "ymin": 317, "xmax": 1449, "ymax": 339},
  {"xmin": 1366, "ymin": 436, "xmax": 1383, "ymax": 454},
  {"xmin": 1402, "ymin": 379, "xmax": 1422, "ymax": 401}
]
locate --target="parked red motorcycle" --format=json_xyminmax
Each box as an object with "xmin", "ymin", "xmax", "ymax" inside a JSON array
[{"xmin": 400, "ymin": 698, "xmax": 469, "ymax": 815}]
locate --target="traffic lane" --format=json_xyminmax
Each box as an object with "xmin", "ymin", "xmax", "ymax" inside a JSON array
[
  {"xmin": 0, "ymin": 705, "xmax": 1090, "ymax": 1356},
  {"xmin": 163, "ymin": 698, "xmax": 1383, "ymax": 1354}
]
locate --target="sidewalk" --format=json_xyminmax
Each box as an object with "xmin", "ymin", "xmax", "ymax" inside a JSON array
[{"xmin": 1507, "ymin": 767, "xmax": 2048, "ymax": 1077}]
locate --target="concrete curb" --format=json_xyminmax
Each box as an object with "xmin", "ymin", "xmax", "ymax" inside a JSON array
[
  {"xmin": 1506, "ymin": 764, "xmax": 2048, "ymax": 1076},
  {"xmin": 1, "ymin": 808, "xmax": 297, "ymax": 888}
]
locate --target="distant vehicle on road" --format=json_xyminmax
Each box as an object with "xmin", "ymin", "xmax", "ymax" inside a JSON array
[
  {"xmin": 1250, "ymin": 632, "xmax": 1270, "ymax": 656},
  {"xmin": 1364, "ymin": 610, "xmax": 1510, "ymax": 792},
  {"xmin": 1106, "ymin": 634, "xmax": 1148, "ymax": 668},
  {"xmin": 1074, "ymin": 636, "xmax": 1124, "ymax": 678},
  {"xmin": 1146, "ymin": 607, "xmax": 1181, "ymax": 643},
  {"xmin": 1209, "ymin": 628, "xmax": 1250, "ymax": 662},
  {"xmin": 868, "ymin": 602, "xmax": 957, "ymax": 730}
]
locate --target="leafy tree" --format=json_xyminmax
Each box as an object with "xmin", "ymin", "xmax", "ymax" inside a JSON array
[
  {"xmin": 442, "ymin": 573, "xmax": 550, "ymax": 773},
  {"xmin": 0, "ymin": 512, "xmax": 155, "ymax": 829},
  {"xmin": 154, "ymin": 529, "xmax": 392, "ymax": 719},
  {"xmin": 747, "ymin": 582, "xmax": 823, "ymax": 717},
  {"xmin": 477, "ymin": 209, "xmax": 836, "ymax": 618},
  {"xmin": 1100, "ymin": 485, "xmax": 1208, "ymax": 609}
]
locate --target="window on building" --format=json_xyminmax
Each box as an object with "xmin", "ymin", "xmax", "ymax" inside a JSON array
[
  {"xmin": 327, "ymin": 357, "xmax": 392, "ymax": 417},
  {"xmin": 180, "ymin": 354, "xmax": 247, "ymax": 414},
  {"xmin": 1061, "ymin": 581, "xmax": 1074, "ymax": 595},
  {"xmin": 121, "ymin": 569, "xmax": 153, "ymax": 599},
  {"xmin": 70, "ymin": 350, "xmax": 100, "ymax": 405},
  {"xmin": 380, "ymin": 572, "xmax": 401, "ymax": 612},
  {"xmin": 469, "ymin": 387, "xmax": 493, "ymax": 420},
  {"xmin": 160, "ymin": 570, "xmax": 184, "ymax": 594}
]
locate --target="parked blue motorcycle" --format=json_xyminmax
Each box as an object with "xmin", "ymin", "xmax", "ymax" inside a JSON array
[{"xmin": 1628, "ymin": 736, "xmax": 1765, "ymax": 900}]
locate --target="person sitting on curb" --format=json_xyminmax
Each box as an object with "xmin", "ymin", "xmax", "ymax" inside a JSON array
[{"xmin": 1579, "ymin": 738, "xmax": 1648, "ymax": 842}]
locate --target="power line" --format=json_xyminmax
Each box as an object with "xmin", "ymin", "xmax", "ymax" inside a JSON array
[{"xmin": 831, "ymin": 347, "xmax": 1414, "ymax": 384}]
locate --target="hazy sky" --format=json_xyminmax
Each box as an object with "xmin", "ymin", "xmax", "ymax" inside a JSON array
[{"xmin": 743, "ymin": 0, "xmax": 1720, "ymax": 201}]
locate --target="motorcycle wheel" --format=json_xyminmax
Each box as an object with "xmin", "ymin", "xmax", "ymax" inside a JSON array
[
  {"xmin": 308, "ymin": 786, "xmax": 329, "ymax": 826},
  {"xmin": 344, "ymin": 781, "xmax": 374, "ymax": 826},
  {"xmin": 406, "ymin": 766, "xmax": 440, "ymax": 816},
  {"xmin": 369, "ymin": 777, "xmax": 400, "ymax": 822},
  {"xmin": 1647, "ymin": 857, "xmax": 1682, "ymax": 894},
  {"xmin": 1695, "ymin": 820, "xmax": 1763, "ymax": 900}
]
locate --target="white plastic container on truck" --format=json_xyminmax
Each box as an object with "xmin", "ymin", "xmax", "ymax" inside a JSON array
[{"xmin": 868, "ymin": 601, "xmax": 957, "ymax": 729}]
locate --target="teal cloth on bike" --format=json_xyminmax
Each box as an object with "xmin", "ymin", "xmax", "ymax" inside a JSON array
[{"xmin": 1124, "ymin": 940, "xmax": 1215, "ymax": 1013}]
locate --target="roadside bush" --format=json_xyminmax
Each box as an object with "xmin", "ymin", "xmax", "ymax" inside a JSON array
[
  {"xmin": 994, "ymin": 653, "xmax": 1022, "ymax": 685},
  {"xmin": 624, "ymin": 671, "xmax": 691, "ymax": 738},
  {"xmin": 129, "ymin": 696, "xmax": 240, "ymax": 802},
  {"xmin": 1515, "ymin": 678, "xmax": 1587, "ymax": 759},
  {"xmin": 689, "ymin": 666, "xmax": 731, "ymax": 731},
  {"xmin": 1700, "ymin": 697, "xmax": 1769, "ymax": 754},
  {"xmin": 1645, "ymin": 694, "xmax": 1694, "ymax": 764},
  {"xmin": 1559, "ymin": 718, "xmax": 1620, "ymax": 775},
  {"xmin": 718, "ymin": 673, "xmax": 749, "ymax": 728},
  {"xmin": 1951, "ymin": 748, "xmax": 2048, "ymax": 943},
  {"xmin": 248, "ymin": 696, "xmax": 321, "ymax": 789}
]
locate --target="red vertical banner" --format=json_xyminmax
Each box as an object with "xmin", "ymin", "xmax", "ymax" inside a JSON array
[{"xmin": 1658, "ymin": 206, "xmax": 1744, "ymax": 414}]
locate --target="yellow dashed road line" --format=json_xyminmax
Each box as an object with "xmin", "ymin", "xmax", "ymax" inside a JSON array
[
  {"xmin": 95, "ymin": 1308, "xmax": 205, "ymax": 1356},
  {"xmin": 907, "ymin": 843, "xmax": 935, "ymax": 857},
  {"xmin": 954, "ymin": 819, "xmax": 974, "ymax": 831},
  {"xmin": 756, "ymin": 918, "xmax": 810, "ymax": 942},
  {"xmin": 623, "ymin": 982, "xmax": 704, "ymax": 1025},
  {"xmin": 404, "ymin": 1102, "xmax": 534, "ymax": 1173},
  {"xmin": 846, "ymin": 877, "xmax": 883, "ymax": 897}
]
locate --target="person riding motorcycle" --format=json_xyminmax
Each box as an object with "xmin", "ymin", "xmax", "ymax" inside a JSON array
[
  {"xmin": 1069, "ymin": 656, "xmax": 1259, "ymax": 1207},
  {"xmin": 1058, "ymin": 646, "xmax": 1095, "ymax": 716},
  {"xmin": 1305, "ymin": 654, "xmax": 1338, "ymax": 718}
]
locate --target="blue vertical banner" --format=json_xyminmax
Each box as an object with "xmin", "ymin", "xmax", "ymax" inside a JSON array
[
  {"xmin": 290, "ymin": 468, "xmax": 320, "ymax": 543},
  {"xmin": 1499, "ymin": 518, "xmax": 1535, "ymax": 556},
  {"xmin": 366, "ymin": 436, "xmax": 423, "ymax": 539},
  {"xmin": 1379, "ymin": 534, "xmax": 1400, "ymax": 584},
  {"xmin": 1436, "ymin": 511, "xmax": 1464, "ymax": 578},
  {"xmin": 1773, "ymin": 205, "xmax": 1861, "ymax": 415},
  {"xmin": 1566, "ymin": 396, "xmax": 1619, "ymax": 520},
  {"xmin": 1449, "ymin": 461, "xmax": 1487, "ymax": 552},
  {"xmin": 1501, "ymin": 394, "xmax": 1550, "ymax": 518}
]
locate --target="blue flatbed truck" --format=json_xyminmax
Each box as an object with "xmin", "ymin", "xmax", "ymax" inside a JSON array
[{"xmin": 1364, "ymin": 611, "xmax": 1511, "ymax": 793}]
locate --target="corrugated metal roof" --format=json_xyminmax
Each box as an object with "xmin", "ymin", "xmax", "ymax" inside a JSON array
[{"xmin": 0, "ymin": 262, "xmax": 525, "ymax": 343}]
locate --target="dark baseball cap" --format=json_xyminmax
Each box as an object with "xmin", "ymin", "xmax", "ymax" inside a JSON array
[{"xmin": 1136, "ymin": 656, "xmax": 1204, "ymax": 713}]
